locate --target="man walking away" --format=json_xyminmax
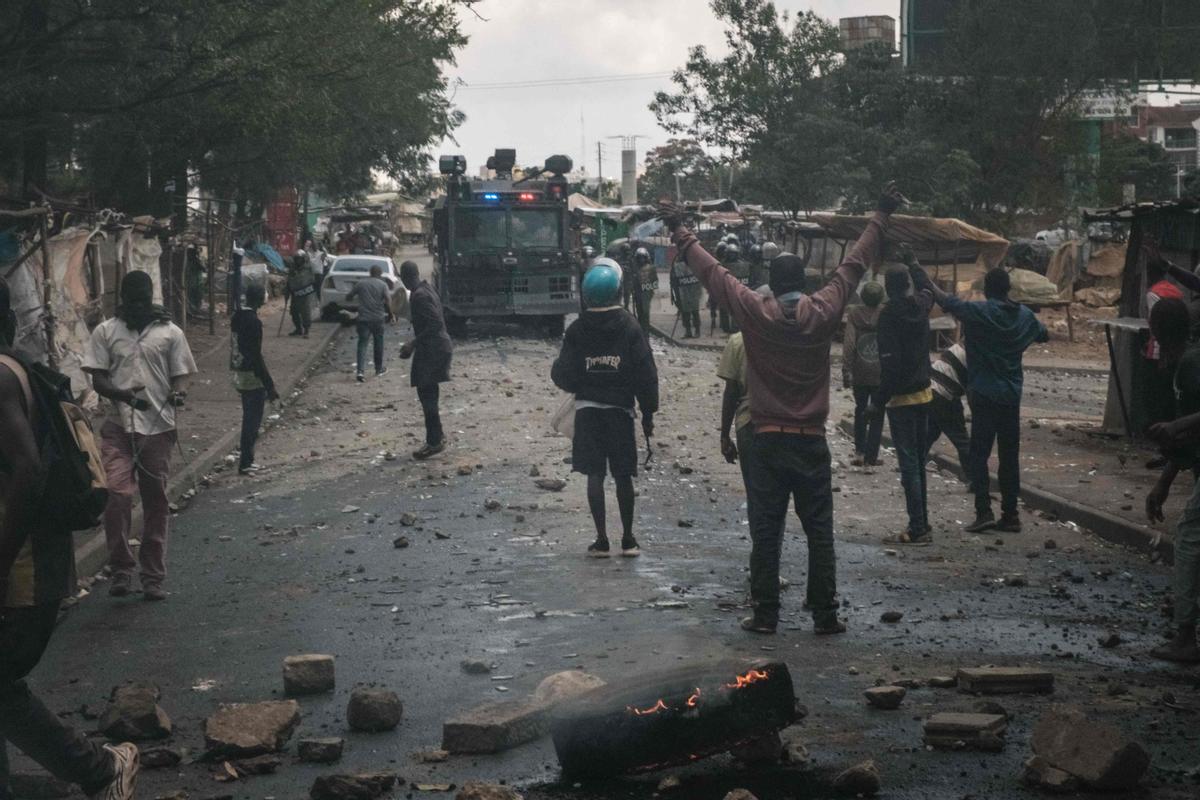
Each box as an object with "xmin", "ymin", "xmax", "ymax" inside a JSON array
[
  {"xmin": 928, "ymin": 341, "xmax": 974, "ymax": 488},
  {"xmin": 286, "ymin": 251, "xmax": 316, "ymax": 338},
  {"xmin": 345, "ymin": 264, "xmax": 394, "ymax": 382},
  {"xmin": 0, "ymin": 278, "xmax": 141, "ymax": 800},
  {"xmin": 552, "ymin": 260, "xmax": 658, "ymax": 558},
  {"xmin": 399, "ymin": 261, "xmax": 453, "ymax": 460},
  {"xmin": 843, "ymin": 281, "xmax": 884, "ymax": 467},
  {"xmin": 660, "ymin": 183, "xmax": 905, "ymax": 635},
  {"xmin": 1143, "ymin": 297, "xmax": 1200, "ymax": 662},
  {"xmin": 231, "ymin": 284, "xmax": 279, "ymax": 476},
  {"xmin": 874, "ymin": 265, "xmax": 934, "ymax": 545},
  {"xmin": 915, "ymin": 267, "xmax": 1048, "ymax": 533},
  {"xmin": 83, "ymin": 271, "xmax": 197, "ymax": 601},
  {"xmin": 1143, "ymin": 256, "xmax": 1184, "ymax": 466}
]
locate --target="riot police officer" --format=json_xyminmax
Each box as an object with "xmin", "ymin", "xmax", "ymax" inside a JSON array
[
  {"xmin": 709, "ymin": 239, "xmax": 730, "ymax": 334},
  {"xmin": 670, "ymin": 252, "xmax": 703, "ymax": 339},
  {"xmin": 633, "ymin": 246, "xmax": 658, "ymax": 332}
]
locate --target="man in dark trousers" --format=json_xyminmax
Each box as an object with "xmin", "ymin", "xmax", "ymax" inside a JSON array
[
  {"xmin": 913, "ymin": 266, "xmax": 1048, "ymax": 533},
  {"xmin": 230, "ymin": 284, "xmax": 279, "ymax": 476},
  {"xmin": 552, "ymin": 259, "xmax": 659, "ymax": 558},
  {"xmin": 399, "ymin": 261, "xmax": 452, "ymax": 460},
  {"xmin": 873, "ymin": 265, "xmax": 934, "ymax": 545},
  {"xmin": 0, "ymin": 279, "xmax": 141, "ymax": 800},
  {"xmin": 659, "ymin": 183, "xmax": 904, "ymax": 635}
]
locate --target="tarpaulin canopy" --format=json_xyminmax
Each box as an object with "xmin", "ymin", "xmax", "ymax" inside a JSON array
[{"xmin": 811, "ymin": 213, "xmax": 1010, "ymax": 269}]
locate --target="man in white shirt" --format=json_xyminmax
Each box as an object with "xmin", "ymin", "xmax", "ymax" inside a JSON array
[{"xmin": 82, "ymin": 271, "xmax": 197, "ymax": 601}]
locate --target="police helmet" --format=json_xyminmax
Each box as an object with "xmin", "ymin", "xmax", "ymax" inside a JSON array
[
  {"xmin": 725, "ymin": 233, "xmax": 740, "ymax": 246},
  {"xmin": 725, "ymin": 243, "xmax": 741, "ymax": 261},
  {"xmin": 749, "ymin": 243, "xmax": 762, "ymax": 260},
  {"xmin": 715, "ymin": 241, "xmax": 728, "ymax": 259},
  {"xmin": 634, "ymin": 247, "xmax": 651, "ymax": 265},
  {"xmin": 582, "ymin": 259, "xmax": 623, "ymax": 307}
]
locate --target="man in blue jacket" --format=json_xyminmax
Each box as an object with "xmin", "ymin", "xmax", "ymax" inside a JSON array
[
  {"xmin": 552, "ymin": 260, "xmax": 659, "ymax": 558},
  {"xmin": 914, "ymin": 267, "xmax": 1047, "ymax": 533}
]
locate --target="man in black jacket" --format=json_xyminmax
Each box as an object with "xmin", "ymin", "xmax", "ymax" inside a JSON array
[
  {"xmin": 399, "ymin": 261, "xmax": 453, "ymax": 460},
  {"xmin": 230, "ymin": 284, "xmax": 278, "ymax": 476},
  {"xmin": 874, "ymin": 260, "xmax": 934, "ymax": 545},
  {"xmin": 552, "ymin": 260, "xmax": 659, "ymax": 558}
]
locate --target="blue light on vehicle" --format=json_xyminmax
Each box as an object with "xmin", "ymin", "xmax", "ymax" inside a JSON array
[{"xmin": 483, "ymin": 193, "xmax": 500, "ymax": 201}]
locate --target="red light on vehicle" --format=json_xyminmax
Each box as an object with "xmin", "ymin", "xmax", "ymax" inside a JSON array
[{"xmin": 518, "ymin": 192, "xmax": 536, "ymax": 202}]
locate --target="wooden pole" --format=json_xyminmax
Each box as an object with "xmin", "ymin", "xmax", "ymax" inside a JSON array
[
  {"xmin": 38, "ymin": 214, "xmax": 56, "ymax": 370},
  {"xmin": 207, "ymin": 201, "xmax": 216, "ymax": 334}
]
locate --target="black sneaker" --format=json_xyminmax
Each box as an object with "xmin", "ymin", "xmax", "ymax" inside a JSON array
[
  {"xmin": 620, "ymin": 536, "xmax": 641, "ymax": 557},
  {"xmin": 108, "ymin": 574, "xmax": 132, "ymax": 598},
  {"xmin": 587, "ymin": 539, "xmax": 611, "ymax": 559},
  {"xmin": 355, "ymin": 372, "xmax": 365, "ymax": 383},
  {"xmin": 740, "ymin": 616, "xmax": 777, "ymax": 635},
  {"xmin": 996, "ymin": 514, "xmax": 1022, "ymax": 533},
  {"xmin": 964, "ymin": 513, "xmax": 996, "ymax": 533},
  {"xmin": 376, "ymin": 366, "xmax": 388, "ymax": 377},
  {"xmin": 413, "ymin": 440, "xmax": 446, "ymax": 460},
  {"xmin": 814, "ymin": 619, "xmax": 848, "ymax": 635}
]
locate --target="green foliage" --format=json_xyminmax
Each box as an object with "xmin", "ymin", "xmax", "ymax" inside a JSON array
[
  {"xmin": 0, "ymin": 0, "xmax": 468, "ymax": 215},
  {"xmin": 1096, "ymin": 133, "xmax": 1176, "ymax": 205},
  {"xmin": 638, "ymin": 139, "xmax": 721, "ymax": 203},
  {"xmin": 652, "ymin": 0, "xmax": 1200, "ymax": 232}
]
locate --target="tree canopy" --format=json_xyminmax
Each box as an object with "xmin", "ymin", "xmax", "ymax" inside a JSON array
[
  {"xmin": 652, "ymin": 0, "xmax": 1196, "ymax": 231},
  {"xmin": 0, "ymin": 0, "xmax": 469, "ymax": 219}
]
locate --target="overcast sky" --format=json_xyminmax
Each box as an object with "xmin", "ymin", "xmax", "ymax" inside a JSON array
[{"xmin": 438, "ymin": 0, "xmax": 898, "ymax": 178}]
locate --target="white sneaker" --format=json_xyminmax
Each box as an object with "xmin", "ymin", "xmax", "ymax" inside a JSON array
[{"xmin": 90, "ymin": 743, "xmax": 139, "ymax": 800}]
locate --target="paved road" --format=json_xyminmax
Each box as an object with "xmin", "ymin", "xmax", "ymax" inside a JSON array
[{"xmin": 14, "ymin": 250, "xmax": 1200, "ymax": 799}]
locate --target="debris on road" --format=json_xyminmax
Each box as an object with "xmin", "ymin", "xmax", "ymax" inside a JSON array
[
  {"xmin": 203, "ymin": 700, "xmax": 301, "ymax": 759},
  {"xmin": 461, "ymin": 659, "xmax": 493, "ymax": 675},
  {"xmin": 956, "ymin": 666, "xmax": 1054, "ymax": 695},
  {"xmin": 98, "ymin": 684, "xmax": 173, "ymax": 740},
  {"xmin": 831, "ymin": 760, "xmax": 881, "ymax": 797},
  {"xmin": 721, "ymin": 790, "xmax": 758, "ymax": 800},
  {"xmin": 298, "ymin": 738, "xmax": 345, "ymax": 764},
  {"xmin": 414, "ymin": 749, "xmax": 449, "ymax": 763},
  {"xmin": 283, "ymin": 654, "xmax": 336, "ymax": 696},
  {"xmin": 532, "ymin": 671, "xmax": 606, "ymax": 706},
  {"xmin": 347, "ymin": 688, "xmax": 402, "ymax": 732},
  {"xmin": 879, "ymin": 610, "xmax": 903, "ymax": 623},
  {"xmin": 455, "ymin": 783, "xmax": 524, "ymax": 800},
  {"xmin": 923, "ymin": 712, "xmax": 1007, "ymax": 751},
  {"xmin": 1022, "ymin": 755, "xmax": 1081, "ymax": 794},
  {"xmin": 863, "ymin": 685, "xmax": 906, "ymax": 710},
  {"xmin": 139, "ymin": 747, "xmax": 183, "ymax": 770},
  {"xmin": 442, "ymin": 700, "xmax": 549, "ymax": 754},
  {"xmin": 927, "ymin": 676, "xmax": 956, "ymax": 689},
  {"xmin": 533, "ymin": 478, "xmax": 566, "ymax": 492},
  {"xmin": 309, "ymin": 771, "xmax": 400, "ymax": 800},
  {"xmin": 1030, "ymin": 706, "xmax": 1150, "ymax": 790},
  {"xmin": 730, "ymin": 731, "xmax": 783, "ymax": 763}
]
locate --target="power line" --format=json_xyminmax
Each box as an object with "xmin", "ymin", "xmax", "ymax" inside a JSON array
[{"xmin": 455, "ymin": 71, "xmax": 673, "ymax": 90}]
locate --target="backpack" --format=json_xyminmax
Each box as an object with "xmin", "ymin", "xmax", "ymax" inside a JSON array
[{"xmin": 0, "ymin": 353, "xmax": 109, "ymax": 532}]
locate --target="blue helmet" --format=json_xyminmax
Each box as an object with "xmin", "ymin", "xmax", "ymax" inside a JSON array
[{"xmin": 583, "ymin": 258, "xmax": 623, "ymax": 307}]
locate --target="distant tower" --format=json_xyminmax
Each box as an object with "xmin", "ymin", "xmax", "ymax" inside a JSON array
[{"xmin": 608, "ymin": 135, "xmax": 646, "ymax": 206}]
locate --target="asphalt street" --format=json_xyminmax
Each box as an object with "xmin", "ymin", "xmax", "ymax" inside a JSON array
[{"xmin": 13, "ymin": 251, "xmax": 1200, "ymax": 800}]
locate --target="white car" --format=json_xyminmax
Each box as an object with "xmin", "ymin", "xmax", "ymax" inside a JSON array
[{"xmin": 320, "ymin": 255, "xmax": 408, "ymax": 319}]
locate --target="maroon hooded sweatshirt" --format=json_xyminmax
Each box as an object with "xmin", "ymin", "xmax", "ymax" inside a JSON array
[{"xmin": 672, "ymin": 212, "xmax": 888, "ymax": 432}]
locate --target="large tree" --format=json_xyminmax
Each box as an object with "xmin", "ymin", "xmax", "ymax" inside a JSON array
[
  {"xmin": 0, "ymin": 0, "xmax": 468, "ymax": 217},
  {"xmin": 639, "ymin": 139, "xmax": 722, "ymax": 203}
]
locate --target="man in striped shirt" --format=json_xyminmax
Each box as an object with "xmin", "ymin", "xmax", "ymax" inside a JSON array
[{"xmin": 927, "ymin": 342, "xmax": 974, "ymax": 487}]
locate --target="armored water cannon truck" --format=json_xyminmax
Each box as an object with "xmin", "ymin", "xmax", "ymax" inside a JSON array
[{"xmin": 432, "ymin": 149, "xmax": 580, "ymax": 336}]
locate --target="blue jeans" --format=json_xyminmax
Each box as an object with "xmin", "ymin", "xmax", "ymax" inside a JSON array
[
  {"xmin": 356, "ymin": 320, "xmax": 385, "ymax": 375},
  {"xmin": 969, "ymin": 392, "xmax": 1021, "ymax": 517},
  {"xmin": 888, "ymin": 403, "xmax": 930, "ymax": 536}
]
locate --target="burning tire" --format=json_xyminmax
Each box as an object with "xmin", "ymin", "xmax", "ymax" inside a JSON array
[{"xmin": 550, "ymin": 661, "xmax": 798, "ymax": 779}]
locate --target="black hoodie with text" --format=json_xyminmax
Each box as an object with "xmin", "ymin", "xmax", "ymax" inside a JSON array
[{"xmin": 551, "ymin": 308, "xmax": 659, "ymax": 414}]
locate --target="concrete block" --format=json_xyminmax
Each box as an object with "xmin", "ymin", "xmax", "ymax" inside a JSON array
[{"xmin": 442, "ymin": 700, "xmax": 549, "ymax": 754}]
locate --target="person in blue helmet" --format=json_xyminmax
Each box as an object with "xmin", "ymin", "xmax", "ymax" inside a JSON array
[{"xmin": 552, "ymin": 259, "xmax": 659, "ymax": 558}]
